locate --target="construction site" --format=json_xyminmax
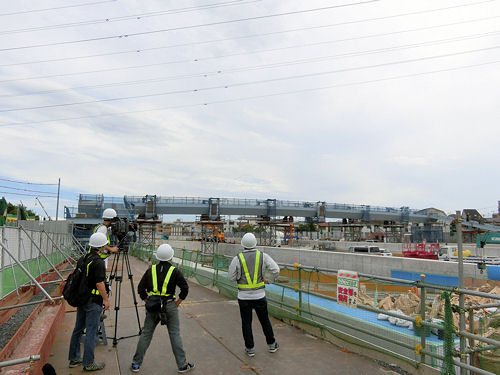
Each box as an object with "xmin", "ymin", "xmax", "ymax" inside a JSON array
[
  {"xmin": 0, "ymin": 194, "xmax": 499, "ymax": 375},
  {"xmin": 2, "ymin": 0, "xmax": 500, "ymax": 373}
]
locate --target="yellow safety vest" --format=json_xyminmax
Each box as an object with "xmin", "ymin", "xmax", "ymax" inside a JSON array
[
  {"xmin": 238, "ymin": 251, "xmax": 265, "ymax": 290},
  {"xmin": 88, "ymin": 224, "xmax": 111, "ymax": 259},
  {"xmin": 150, "ymin": 265, "xmax": 176, "ymax": 297},
  {"xmin": 86, "ymin": 258, "xmax": 100, "ymax": 296}
]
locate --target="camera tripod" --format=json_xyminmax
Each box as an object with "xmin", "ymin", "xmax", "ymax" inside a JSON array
[{"xmin": 108, "ymin": 248, "xmax": 142, "ymax": 346}]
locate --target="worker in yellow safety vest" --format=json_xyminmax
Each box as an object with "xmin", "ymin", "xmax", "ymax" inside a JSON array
[
  {"xmin": 89, "ymin": 208, "xmax": 118, "ymax": 265},
  {"xmin": 68, "ymin": 232, "xmax": 110, "ymax": 371},
  {"xmin": 131, "ymin": 244, "xmax": 194, "ymax": 374},
  {"xmin": 228, "ymin": 232, "xmax": 280, "ymax": 357}
]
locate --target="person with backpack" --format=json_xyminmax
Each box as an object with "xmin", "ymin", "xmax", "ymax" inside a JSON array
[
  {"xmin": 131, "ymin": 244, "xmax": 194, "ymax": 373},
  {"xmin": 68, "ymin": 232, "xmax": 110, "ymax": 372},
  {"xmin": 228, "ymin": 233, "xmax": 280, "ymax": 357}
]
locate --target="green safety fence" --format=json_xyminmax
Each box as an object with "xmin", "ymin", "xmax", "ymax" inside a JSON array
[
  {"xmin": 440, "ymin": 292, "xmax": 456, "ymax": 375},
  {"xmin": 0, "ymin": 247, "xmax": 73, "ymax": 297},
  {"xmin": 129, "ymin": 246, "xmax": 499, "ymax": 374}
]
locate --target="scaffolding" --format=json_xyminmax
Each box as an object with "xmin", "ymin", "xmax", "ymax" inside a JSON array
[
  {"xmin": 255, "ymin": 220, "xmax": 277, "ymax": 246},
  {"xmin": 0, "ymin": 221, "xmax": 79, "ymax": 302},
  {"xmin": 255, "ymin": 216, "xmax": 294, "ymax": 246},
  {"xmin": 136, "ymin": 219, "xmax": 161, "ymax": 249},
  {"xmin": 341, "ymin": 224, "xmax": 364, "ymax": 242},
  {"xmin": 384, "ymin": 224, "xmax": 406, "ymax": 243},
  {"xmin": 135, "ymin": 195, "xmax": 161, "ymax": 250},
  {"xmin": 196, "ymin": 217, "xmax": 224, "ymax": 254}
]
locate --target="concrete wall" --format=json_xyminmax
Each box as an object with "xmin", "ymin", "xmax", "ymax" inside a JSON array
[{"xmin": 168, "ymin": 240, "xmax": 488, "ymax": 280}]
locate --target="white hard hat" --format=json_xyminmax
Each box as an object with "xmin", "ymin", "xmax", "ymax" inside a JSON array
[
  {"xmin": 103, "ymin": 208, "xmax": 117, "ymax": 220},
  {"xmin": 155, "ymin": 244, "xmax": 174, "ymax": 262},
  {"xmin": 89, "ymin": 232, "xmax": 108, "ymax": 248},
  {"xmin": 241, "ymin": 233, "xmax": 257, "ymax": 249}
]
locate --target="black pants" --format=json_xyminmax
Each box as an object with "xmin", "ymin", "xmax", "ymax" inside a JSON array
[{"xmin": 238, "ymin": 297, "xmax": 275, "ymax": 349}]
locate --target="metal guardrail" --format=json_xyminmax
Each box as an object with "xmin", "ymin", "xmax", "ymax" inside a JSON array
[
  {"xmin": 151, "ymin": 246, "xmax": 499, "ymax": 375},
  {"xmin": 0, "ymin": 355, "xmax": 40, "ymax": 369},
  {"xmin": 0, "ymin": 222, "xmax": 77, "ymax": 302}
]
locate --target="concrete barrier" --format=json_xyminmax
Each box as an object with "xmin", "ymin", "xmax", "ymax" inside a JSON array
[{"xmin": 168, "ymin": 240, "xmax": 488, "ymax": 281}]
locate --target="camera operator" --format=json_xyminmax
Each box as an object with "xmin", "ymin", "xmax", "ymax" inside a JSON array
[
  {"xmin": 91, "ymin": 208, "xmax": 119, "ymax": 268},
  {"xmin": 68, "ymin": 232, "xmax": 110, "ymax": 371}
]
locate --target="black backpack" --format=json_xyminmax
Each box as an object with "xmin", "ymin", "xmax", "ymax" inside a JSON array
[{"xmin": 63, "ymin": 253, "xmax": 94, "ymax": 307}]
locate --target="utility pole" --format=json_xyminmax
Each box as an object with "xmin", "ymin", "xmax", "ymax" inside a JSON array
[
  {"xmin": 456, "ymin": 210, "xmax": 467, "ymax": 374},
  {"xmin": 55, "ymin": 178, "xmax": 60, "ymax": 221}
]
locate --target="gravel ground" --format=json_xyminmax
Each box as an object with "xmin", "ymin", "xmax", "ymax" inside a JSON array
[{"xmin": 0, "ymin": 284, "xmax": 58, "ymax": 351}]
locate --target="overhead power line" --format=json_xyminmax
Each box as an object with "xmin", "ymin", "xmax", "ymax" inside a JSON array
[
  {"xmin": 0, "ymin": 16, "xmax": 500, "ymax": 67},
  {"xmin": 0, "ymin": 47, "xmax": 498, "ymax": 115},
  {"xmin": 0, "ymin": 0, "xmax": 261, "ymax": 35},
  {"xmin": 0, "ymin": 177, "xmax": 58, "ymax": 185},
  {"xmin": 0, "ymin": 185, "xmax": 56, "ymax": 195},
  {"xmin": 1, "ymin": 59, "xmax": 498, "ymax": 129},
  {"xmin": 0, "ymin": 0, "xmax": 494, "ymax": 52},
  {"xmin": 3, "ymin": 13, "xmax": 498, "ymax": 69},
  {"xmin": 0, "ymin": 0, "xmax": 117, "ymax": 17},
  {"xmin": 0, "ymin": 191, "xmax": 56, "ymax": 198},
  {"xmin": 2, "ymin": 28, "xmax": 498, "ymax": 87},
  {"xmin": 0, "ymin": 1, "xmax": 384, "ymax": 52}
]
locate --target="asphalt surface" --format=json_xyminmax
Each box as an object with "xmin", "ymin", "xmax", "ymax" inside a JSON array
[{"xmin": 47, "ymin": 255, "xmax": 398, "ymax": 375}]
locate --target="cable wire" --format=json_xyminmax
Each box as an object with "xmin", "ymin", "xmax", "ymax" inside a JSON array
[
  {"xmin": 0, "ymin": 1, "xmax": 384, "ymax": 52},
  {"xmin": 3, "ymin": 10, "xmax": 499, "ymax": 73},
  {"xmin": 0, "ymin": 0, "xmax": 495, "ymax": 52},
  {"xmin": 1, "ymin": 44, "xmax": 499, "ymax": 113},
  {"xmin": 3, "ymin": 13, "xmax": 498, "ymax": 69},
  {"xmin": 0, "ymin": 0, "xmax": 261, "ymax": 35},
  {"xmin": 0, "ymin": 191, "xmax": 56, "ymax": 198},
  {"xmin": 1, "ymin": 59, "xmax": 498, "ymax": 128},
  {"xmin": 0, "ymin": 177, "xmax": 59, "ymax": 185},
  {"xmin": 2, "ymin": 28, "xmax": 498, "ymax": 86},
  {"xmin": 0, "ymin": 0, "xmax": 117, "ymax": 17},
  {"xmin": 0, "ymin": 185, "xmax": 57, "ymax": 195}
]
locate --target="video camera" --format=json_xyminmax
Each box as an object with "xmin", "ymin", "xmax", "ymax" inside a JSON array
[{"xmin": 109, "ymin": 217, "xmax": 137, "ymax": 252}]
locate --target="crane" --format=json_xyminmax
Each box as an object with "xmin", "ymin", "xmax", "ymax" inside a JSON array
[{"xmin": 35, "ymin": 197, "xmax": 52, "ymax": 220}]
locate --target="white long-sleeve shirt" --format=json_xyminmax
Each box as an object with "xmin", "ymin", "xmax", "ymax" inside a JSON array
[{"xmin": 228, "ymin": 248, "xmax": 280, "ymax": 300}]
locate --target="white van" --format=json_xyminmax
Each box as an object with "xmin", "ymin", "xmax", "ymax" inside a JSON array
[{"xmin": 349, "ymin": 246, "xmax": 392, "ymax": 256}]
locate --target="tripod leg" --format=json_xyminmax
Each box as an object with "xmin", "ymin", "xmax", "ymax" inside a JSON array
[
  {"xmin": 108, "ymin": 251, "xmax": 119, "ymax": 287},
  {"xmin": 112, "ymin": 252, "xmax": 123, "ymax": 347},
  {"xmin": 125, "ymin": 253, "xmax": 142, "ymax": 335}
]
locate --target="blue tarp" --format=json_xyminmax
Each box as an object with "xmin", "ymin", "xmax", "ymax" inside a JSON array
[
  {"xmin": 487, "ymin": 265, "xmax": 500, "ymax": 281},
  {"xmin": 266, "ymin": 283, "xmax": 444, "ymax": 343},
  {"xmin": 391, "ymin": 270, "xmax": 459, "ymax": 287}
]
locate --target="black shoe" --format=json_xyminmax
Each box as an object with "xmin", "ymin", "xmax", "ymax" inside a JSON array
[
  {"xmin": 178, "ymin": 362, "xmax": 195, "ymax": 373},
  {"xmin": 69, "ymin": 359, "xmax": 82, "ymax": 368},
  {"xmin": 268, "ymin": 342, "xmax": 279, "ymax": 353},
  {"xmin": 83, "ymin": 362, "xmax": 105, "ymax": 371}
]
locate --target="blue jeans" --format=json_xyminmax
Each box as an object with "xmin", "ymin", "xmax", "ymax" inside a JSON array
[
  {"xmin": 68, "ymin": 300, "xmax": 103, "ymax": 366},
  {"xmin": 132, "ymin": 301, "xmax": 187, "ymax": 367},
  {"xmin": 238, "ymin": 297, "xmax": 275, "ymax": 349}
]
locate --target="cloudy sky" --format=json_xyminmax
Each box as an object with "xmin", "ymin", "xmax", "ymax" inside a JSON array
[{"xmin": 1, "ymin": 0, "xmax": 499, "ymax": 219}]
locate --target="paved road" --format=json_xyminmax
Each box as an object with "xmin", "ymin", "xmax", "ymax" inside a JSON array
[{"xmin": 48, "ymin": 255, "xmax": 396, "ymax": 375}]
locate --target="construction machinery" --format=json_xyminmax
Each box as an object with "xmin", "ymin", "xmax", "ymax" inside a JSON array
[
  {"xmin": 476, "ymin": 232, "xmax": 500, "ymax": 248},
  {"xmin": 35, "ymin": 197, "xmax": 52, "ymax": 220}
]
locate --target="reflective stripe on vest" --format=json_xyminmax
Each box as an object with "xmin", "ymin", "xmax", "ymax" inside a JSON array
[
  {"xmin": 238, "ymin": 250, "xmax": 265, "ymax": 290},
  {"xmin": 150, "ymin": 264, "xmax": 176, "ymax": 297},
  {"xmin": 86, "ymin": 259, "xmax": 100, "ymax": 295},
  {"xmin": 88, "ymin": 224, "xmax": 111, "ymax": 258}
]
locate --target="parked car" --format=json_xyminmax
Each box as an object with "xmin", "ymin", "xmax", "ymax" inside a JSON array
[{"xmin": 349, "ymin": 246, "xmax": 392, "ymax": 256}]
